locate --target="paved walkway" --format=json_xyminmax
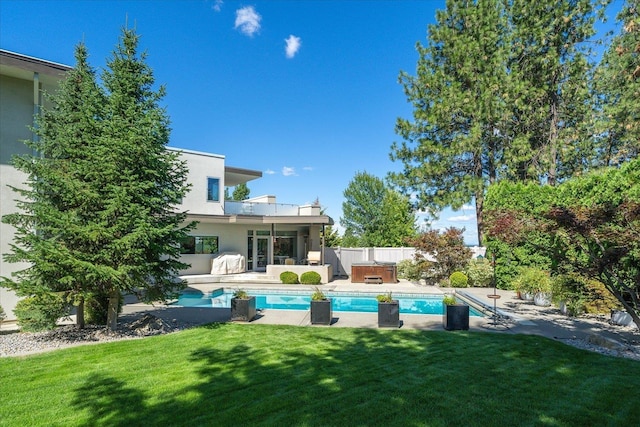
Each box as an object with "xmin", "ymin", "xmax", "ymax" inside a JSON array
[{"xmin": 117, "ymin": 278, "xmax": 639, "ymax": 348}]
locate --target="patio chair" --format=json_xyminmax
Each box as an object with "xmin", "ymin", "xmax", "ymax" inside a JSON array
[
  {"xmin": 307, "ymin": 251, "xmax": 321, "ymax": 265},
  {"xmin": 285, "ymin": 258, "xmax": 296, "ymax": 265}
]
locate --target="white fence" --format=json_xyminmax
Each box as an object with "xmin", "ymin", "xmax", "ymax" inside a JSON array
[{"xmin": 324, "ymin": 246, "xmax": 486, "ymax": 278}]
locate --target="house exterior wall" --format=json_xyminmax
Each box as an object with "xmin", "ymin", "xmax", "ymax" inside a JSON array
[{"xmin": 174, "ymin": 148, "xmax": 226, "ymax": 216}]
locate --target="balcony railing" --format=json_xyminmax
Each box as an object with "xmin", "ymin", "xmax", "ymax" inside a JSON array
[{"xmin": 224, "ymin": 200, "xmax": 300, "ymax": 216}]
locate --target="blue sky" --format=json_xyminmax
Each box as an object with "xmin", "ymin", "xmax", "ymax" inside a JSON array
[{"xmin": 0, "ymin": 1, "xmax": 624, "ymax": 245}]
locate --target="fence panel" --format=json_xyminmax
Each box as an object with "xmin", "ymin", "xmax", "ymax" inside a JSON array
[{"xmin": 324, "ymin": 246, "xmax": 485, "ymax": 278}]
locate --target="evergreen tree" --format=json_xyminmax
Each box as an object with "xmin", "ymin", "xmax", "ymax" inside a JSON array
[
  {"xmin": 97, "ymin": 28, "xmax": 195, "ymax": 330},
  {"xmin": 232, "ymin": 183, "xmax": 250, "ymax": 200},
  {"xmin": 390, "ymin": 0, "xmax": 511, "ymax": 245},
  {"xmin": 2, "ymin": 43, "xmax": 105, "ymax": 329},
  {"xmin": 593, "ymin": 0, "xmax": 640, "ymax": 166},
  {"xmin": 508, "ymin": 0, "xmax": 604, "ymax": 184},
  {"xmin": 2, "ymin": 28, "xmax": 195, "ymax": 331}
]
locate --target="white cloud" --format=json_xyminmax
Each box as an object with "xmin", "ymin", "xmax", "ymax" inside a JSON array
[
  {"xmin": 264, "ymin": 169, "xmax": 276, "ymax": 175},
  {"xmin": 282, "ymin": 166, "xmax": 296, "ymax": 176},
  {"xmin": 212, "ymin": 0, "xmax": 223, "ymax": 12},
  {"xmin": 235, "ymin": 6, "xmax": 261, "ymax": 37},
  {"xmin": 284, "ymin": 35, "xmax": 302, "ymax": 58},
  {"xmin": 461, "ymin": 204, "xmax": 475, "ymax": 211},
  {"xmin": 303, "ymin": 166, "xmax": 313, "ymax": 171},
  {"xmin": 447, "ymin": 214, "xmax": 475, "ymax": 222}
]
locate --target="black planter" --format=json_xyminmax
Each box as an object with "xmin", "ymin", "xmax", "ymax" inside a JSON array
[
  {"xmin": 443, "ymin": 304, "xmax": 469, "ymax": 330},
  {"xmin": 378, "ymin": 301, "xmax": 400, "ymax": 328},
  {"xmin": 310, "ymin": 299, "xmax": 333, "ymax": 325},
  {"xmin": 230, "ymin": 296, "xmax": 257, "ymax": 322}
]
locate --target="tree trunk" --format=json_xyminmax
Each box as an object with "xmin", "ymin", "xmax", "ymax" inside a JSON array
[
  {"xmin": 76, "ymin": 296, "xmax": 85, "ymax": 329},
  {"xmin": 475, "ymin": 191, "xmax": 484, "ymax": 246},
  {"xmin": 107, "ymin": 290, "xmax": 119, "ymax": 331},
  {"xmin": 548, "ymin": 90, "xmax": 559, "ymax": 186}
]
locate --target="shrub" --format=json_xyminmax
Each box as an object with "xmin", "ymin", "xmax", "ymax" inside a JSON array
[
  {"xmin": 376, "ymin": 292, "xmax": 394, "ymax": 303},
  {"xmin": 465, "ymin": 258, "xmax": 494, "ymax": 287},
  {"xmin": 0, "ymin": 304, "xmax": 5, "ymax": 323},
  {"xmin": 311, "ymin": 286, "xmax": 327, "ymax": 301},
  {"xmin": 233, "ymin": 289, "xmax": 250, "ymax": 299},
  {"xmin": 14, "ymin": 294, "xmax": 69, "ymax": 332},
  {"xmin": 397, "ymin": 259, "xmax": 428, "ymax": 282},
  {"xmin": 449, "ymin": 271, "xmax": 469, "ymax": 288},
  {"xmin": 443, "ymin": 294, "xmax": 457, "ymax": 305},
  {"xmin": 512, "ymin": 267, "xmax": 551, "ymax": 295},
  {"xmin": 300, "ymin": 271, "xmax": 322, "ymax": 285},
  {"xmin": 280, "ymin": 271, "xmax": 299, "ymax": 284}
]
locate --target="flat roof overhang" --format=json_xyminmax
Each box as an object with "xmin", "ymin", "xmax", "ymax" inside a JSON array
[
  {"xmin": 225, "ymin": 166, "xmax": 262, "ymax": 187},
  {"xmin": 186, "ymin": 213, "xmax": 334, "ymax": 226},
  {"xmin": 0, "ymin": 49, "xmax": 71, "ymax": 85}
]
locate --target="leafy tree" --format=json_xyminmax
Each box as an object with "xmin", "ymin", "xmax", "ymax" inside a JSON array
[
  {"xmin": 593, "ymin": 0, "xmax": 640, "ymax": 166},
  {"xmin": 407, "ymin": 228, "xmax": 471, "ymax": 284},
  {"xmin": 2, "ymin": 29, "xmax": 195, "ymax": 331},
  {"xmin": 340, "ymin": 172, "xmax": 416, "ymax": 247},
  {"xmin": 231, "ymin": 183, "xmax": 250, "ymax": 201},
  {"xmin": 485, "ymin": 159, "xmax": 640, "ymax": 329}
]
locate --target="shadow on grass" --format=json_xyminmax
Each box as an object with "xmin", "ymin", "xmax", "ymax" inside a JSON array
[{"xmin": 70, "ymin": 324, "xmax": 640, "ymax": 426}]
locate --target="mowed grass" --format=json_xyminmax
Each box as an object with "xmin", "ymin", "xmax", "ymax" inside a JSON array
[{"xmin": 1, "ymin": 324, "xmax": 639, "ymax": 426}]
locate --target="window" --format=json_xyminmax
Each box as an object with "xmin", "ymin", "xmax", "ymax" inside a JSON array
[
  {"xmin": 180, "ymin": 236, "xmax": 219, "ymax": 254},
  {"xmin": 207, "ymin": 177, "xmax": 220, "ymax": 202}
]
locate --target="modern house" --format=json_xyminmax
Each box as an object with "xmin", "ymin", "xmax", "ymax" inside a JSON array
[{"xmin": 0, "ymin": 49, "xmax": 333, "ymax": 321}]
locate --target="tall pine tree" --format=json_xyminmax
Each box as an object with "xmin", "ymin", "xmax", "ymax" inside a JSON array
[
  {"xmin": 2, "ymin": 43, "xmax": 105, "ymax": 329},
  {"xmin": 2, "ymin": 28, "xmax": 195, "ymax": 331},
  {"xmin": 97, "ymin": 28, "xmax": 195, "ymax": 330},
  {"xmin": 593, "ymin": 0, "xmax": 640, "ymax": 166}
]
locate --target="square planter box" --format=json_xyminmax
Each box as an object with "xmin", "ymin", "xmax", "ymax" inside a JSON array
[
  {"xmin": 310, "ymin": 299, "xmax": 333, "ymax": 325},
  {"xmin": 378, "ymin": 301, "xmax": 400, "ymax": 328},
  {"xmin": 231, "ymin": 296, "xmax": 257, "ymax": 322},
  {"xmin": 443, "ymin": 304, "xmax": 469, "ymax": 331}
]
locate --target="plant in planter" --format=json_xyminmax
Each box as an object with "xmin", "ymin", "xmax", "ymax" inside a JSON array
[
  {"xmin": 230, "ymin": 288, "xmax": 256, "ymax": 322},
  {"xmin": 376, "ymin": 291, "xmax": 400, "ymax": 328},
  {"xmin": 310, "ymin": 287, "xmax": 332, "ymax": 325},
  {"xmin": 513, "ymin": 267, "xmax": 551, "ymax": 304},
  {"xmin": 442, "ymin": 294, "xmax": 469, "ymax": 331}
]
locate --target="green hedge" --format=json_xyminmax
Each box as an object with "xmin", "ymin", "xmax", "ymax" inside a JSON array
[
  {"xmin": 14, "ymin": 294, "xmax": 69, "ymax": 332},
  {"xmin": 280, "ymin": 271, "xmax": 299, "ymax": 284},
  {"xmin": 300, "ymin": 271, "xmax": 322, "ymax": 285}
]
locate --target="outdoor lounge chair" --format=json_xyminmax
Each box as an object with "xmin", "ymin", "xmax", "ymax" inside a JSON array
[{"xmin": 307, "ymin": 251, "xmax": 321, "ymax": 265}]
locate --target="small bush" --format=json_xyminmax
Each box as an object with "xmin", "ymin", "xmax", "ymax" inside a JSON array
[
  {"xmin": 280, "ymin": 271, "xmax": 299, "ymax": 284},
  {"xmin": 311, "ymin": 286, "xmax": 327, "ymax": 301},
  {"xmin": 0, "ymin": 304, "xmax": 5, "ymax": 323},
  {"xmin": 14, "ymin": 294, "xmax": 69, "ymax": 332},
  {"xmin": 465, "ymin": 258, "xmax": 494, "ymax": 287},
  {"xmin": 512, "ymin": 267, "xmax": 551, "ymax": 295},
  {"xmin": 443, "ymin": 294, "xmax": 457, "ymax": 305},
  {"xmin": 449, "ymin": 271, "xmax": 469, "ymax": 288},
  {"xmin": 397, "ymin": 259, "xmax": 428, "ymax": 282},
  {"xmin": 300, "ymin": 271, "xmax": 322, "ymax": 285},
  {"xmin": 233, "ymin": 288, "xmax": 250, "ymax": 299},
  {"xmin": 376, "ymin": 292, "xmax": 393, "ymax": 303}
]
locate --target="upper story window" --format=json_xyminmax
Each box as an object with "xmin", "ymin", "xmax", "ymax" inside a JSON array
[{"xmin": 207, "ymin": 177, "xmax": 220, "ymax": 202}]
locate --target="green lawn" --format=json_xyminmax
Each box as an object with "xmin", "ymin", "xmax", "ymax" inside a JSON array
[{"xmin": 1, "ymin": 323, "xmax": 639, "ymax": 426}]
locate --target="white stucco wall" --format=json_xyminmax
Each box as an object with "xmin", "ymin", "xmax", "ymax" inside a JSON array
[{"xmin": 174, "ymin": 149, "xmax": 226, "ymax": 216}]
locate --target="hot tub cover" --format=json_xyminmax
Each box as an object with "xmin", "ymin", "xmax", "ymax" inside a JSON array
[{"xmin": 211, "ymin": 252, "xmax": 246, "ymax": 274}]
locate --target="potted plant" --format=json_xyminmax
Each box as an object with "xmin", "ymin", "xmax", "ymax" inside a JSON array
[
  {"xmin": 442, "ymin": 294, "xmax": 469, "ymax": 331},
  {"xmin": 230, "ymin": 288, "xmax": 256, "ymax": 322},
  {"xmin": 310, "ymin": 287, "xmax": 332, "ymax": 325},
  {"xmin": 376, "ymin": 291, "xmax": 399, "ymax": 328}
]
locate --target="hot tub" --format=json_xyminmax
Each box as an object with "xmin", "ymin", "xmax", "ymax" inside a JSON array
[{"xmin": 351, "ymin": 261, "xmax": 398, "ymax": 284}]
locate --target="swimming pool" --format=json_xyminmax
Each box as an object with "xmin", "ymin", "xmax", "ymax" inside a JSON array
[{"xmin": 174, "ymin": 289, "xmax": 483, "ymax": 316}]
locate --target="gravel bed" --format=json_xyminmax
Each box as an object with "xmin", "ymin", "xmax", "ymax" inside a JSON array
[{"xmin": 0, "ymin": 314, "xmax": 197, "ymax": 357}]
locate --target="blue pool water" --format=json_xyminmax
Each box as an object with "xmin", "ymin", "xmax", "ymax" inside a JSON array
[{"xmin": 174, "ymin": 289, "xmax": 483, "ymax": 316}]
